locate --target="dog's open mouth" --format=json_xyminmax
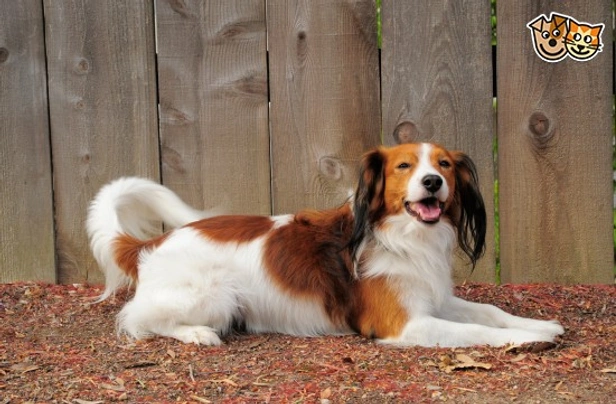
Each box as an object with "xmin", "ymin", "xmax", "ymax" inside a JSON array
[{"xmin": 405, "ymin": 197, "xmax": 444, "ymax": 223}]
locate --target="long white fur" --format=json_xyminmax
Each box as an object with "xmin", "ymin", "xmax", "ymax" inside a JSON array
[
  {"xmin": 88, "ymin": 145, "xmax": 564, "ymax": 347},
  {"xmin": 87, "ymin": 177, "xmax": 216, "ymax": 300},
  {"xmin": 117, "ymin": 226, "xmax": 343, "ymax": 344}
]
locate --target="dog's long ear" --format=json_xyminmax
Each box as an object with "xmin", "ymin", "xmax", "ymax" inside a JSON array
[
  {"xmin": 348, "ymin": 148, "xmax": 386, "ymax": 261},
  {"xmin": 452, "ymin": 152, "xmax": 486, "ymax": 269}
]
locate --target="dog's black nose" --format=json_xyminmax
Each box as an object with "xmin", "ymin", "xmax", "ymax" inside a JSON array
[
  {"xmin": 549, "ymin": 38, "xmax": 557, "ymax": 47},
  {"xmin": 422, "ymin": 175, "xmax": 443, "ymax": 193}
]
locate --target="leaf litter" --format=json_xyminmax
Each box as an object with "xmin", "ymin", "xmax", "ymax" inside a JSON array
[{"xmin": 1, "ymin": 282, "xmax": 615, "ymax": 403}]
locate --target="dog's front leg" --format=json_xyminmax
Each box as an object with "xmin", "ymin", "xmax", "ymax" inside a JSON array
[
  {"xmin": 436, "ymin": 295, "xmax": 564, "ymax": 337},
  {"xmin": 381, "ymin": 315, "xmax": 560, "ymax": 348}
]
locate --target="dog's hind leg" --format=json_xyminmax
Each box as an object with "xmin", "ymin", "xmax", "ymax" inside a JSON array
[{"xmin": 116, "ymin": 258, "xmax": 243, "ymax": 345}]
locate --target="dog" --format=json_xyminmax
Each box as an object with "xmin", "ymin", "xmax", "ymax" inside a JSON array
[{"xmin": 88, "ymin": 143, "xmax": 564, "ymax": 347}]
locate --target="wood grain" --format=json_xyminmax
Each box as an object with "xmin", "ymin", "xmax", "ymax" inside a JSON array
[
  {"xmin": 44, "ymin": 0, "xmax": 159, "ymax": 283},
  {"xmin": 156, "ymin": 0, "xmax": 271, "ymax": 215},
  {"xmin": 381, "ymin": 0, "xmax": 496, "ymax": 283},
  {"xmin": 267, "ymin": 0, "xmax": 381, "ymax": 214},
  {"xmin": 497, "ymin": 1, "xmax": 613, "ymax": 283},
  {"xmin": 0, "ymin": 1, "xmax": 55, "ymax": 282}
]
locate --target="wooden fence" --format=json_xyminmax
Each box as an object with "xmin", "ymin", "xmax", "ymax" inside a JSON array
[{"xmin": 1, "ymin": 0, "xmax": 613, "ymax": 285}]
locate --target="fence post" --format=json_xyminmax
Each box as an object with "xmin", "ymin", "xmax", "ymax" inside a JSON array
[
  {"xmin": 497, "ymin": 1, "xmax": 613, "ymax": 284},
  {"xmin": 45, "ymin": 0, "xmax": 159, "ymax": 284},
  {"xmin": 381, "ymin": 0, "xmax": 496, "ymax": 283},
  {"xmin": 0, "ymin": 0, "xmax": 55, "ymax": 283},
  {"xmin": 156, "ymin": 0, "xmax": 271, "ymax": 216},
  {"xmin": 267, "ymin": 0, "xmax": 381, "ymax": 214}
]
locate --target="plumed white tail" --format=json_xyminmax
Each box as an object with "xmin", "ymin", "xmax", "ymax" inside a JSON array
[{"xmin": 87, "ymin": 177, "xmax": 215, "ymax": 300}]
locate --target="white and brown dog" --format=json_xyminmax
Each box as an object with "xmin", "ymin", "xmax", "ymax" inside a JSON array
[{"xmin": 88, "ymin": 143, "xmax": 564, "ymax": 347}]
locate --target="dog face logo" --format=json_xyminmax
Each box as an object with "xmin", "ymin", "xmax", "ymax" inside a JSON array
[
  {"xmin": 527, "ymin": 13, "xmax": 568, "ymax": 62},
  {"xmin": 527, "ymin": 12, "xmax": 604, "ymax": 63},
  {"xmin": 564, "ymin": 18, "xmax": 604, "ymax": 61}
]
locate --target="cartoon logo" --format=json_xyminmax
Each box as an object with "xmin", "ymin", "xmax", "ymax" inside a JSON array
[
  {"xmin": 564, "ymin": 17, "xmax": 604, "ymax": 61},
  {"xmin": 527, "ymin": 13, "xmax": 568, "ymax": 62},
  {"xmin": 527, "ymin": 12, "xmax": 604, "ymax": 63}
]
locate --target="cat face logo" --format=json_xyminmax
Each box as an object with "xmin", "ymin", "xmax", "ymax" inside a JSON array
[
  {"xmin": 527, "ymin": 13, "xmax": 604, "ymax": 63},
  {"xmin": 564, "ymin": 17, "xmax": 604, "ymax": 61},
  {"xmin": 527, "ymin": 13, "xmax": 568, "ymax": 62}
]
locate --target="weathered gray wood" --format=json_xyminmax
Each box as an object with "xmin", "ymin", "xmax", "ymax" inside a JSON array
[
  {"xmin": 0, "ymin": 0, "xmax": 55, "ymax": 282},
  {"xmin": 497, "ymin": 1, "xmax": 613, "ymax": 283},
  {"xmin": 156, "ymin": 0, "xmax": 271, "ymax": 215},
  {"xmin": 381, "ymin": 0, "xmax": 496, "ymax": 283},
  {"xmin": 44, "ymin": 0, "xmax": 159, "ymax": 284},
  {"xmin": 267, "ymin": 0, "xmax": 381, "ymax": 213}
]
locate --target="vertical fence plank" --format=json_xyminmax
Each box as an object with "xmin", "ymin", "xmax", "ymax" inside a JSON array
[
  {"xmin": 267, "ymin": 0, "xmax": 381, "ymax": 213},
  {"xmin": 0, "ymin": 0, "xmax": 55, "ymax": 282},
  {"xmin": 156, "ymin": 0, "xmax": 270, "ymax": 215},
  {"xmin": 498, "ymin": 1, "xmax": 613, "ymax": 283},
  {"xmin": 45, "ymin": 0, "xmax": 159, "ymax": 284},
  {"xmin": 381, "ymin": 0, "xmax": 496, "ymax": 283}
]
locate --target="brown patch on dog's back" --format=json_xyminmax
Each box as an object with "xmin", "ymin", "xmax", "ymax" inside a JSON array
[
  {"xmin": 189, "ymin": 215, "xmax": 274, "ymax": 243},
  {"xmin": 113, "ymin": 233, "xmax": 169, "ymax": 281},
  {"xmin": 351, "ymin": 277, "xmax": 408, "ymax": 339},
  {"xmin": 263, "ymin": 205, "xmax": 356, "ymax": 325}
]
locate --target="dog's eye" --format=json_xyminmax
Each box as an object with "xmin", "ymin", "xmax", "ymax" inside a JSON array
[
  {"xmin": 397, "ymin": 162, "xmax": 411, "ymax": 169},
  {"xmin": 552, "ymin": 29, "xmax": 560, "ymax": 37},
  {"xmin": 541, "ymin": 31, "xmax": 549, "ymax": 39},
  {"xmin": 439, "ymin": 160, "xmax": 451, "ymax": 168}
]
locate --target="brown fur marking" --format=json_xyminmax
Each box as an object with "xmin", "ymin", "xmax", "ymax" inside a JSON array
[
  {"xmin": 113, "ymin": 233, "xmax": 169, "ymax": 281},
  {"xmin": 263, "ymin": 205, "xmax": 356, "ymax": 325},
  {"xmin": 352, "ymin": 277, "xmax": 409, "ymax": 339},
  {"xmin": 189, "ymin": 215, "xmax": 274, "ymax": 243}
]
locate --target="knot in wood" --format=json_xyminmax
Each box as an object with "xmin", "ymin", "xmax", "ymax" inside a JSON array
[
  {"xmin": 393, "ymin": 121, "xmax": 420, "ymax": 144},
  {"xmin": 295, "ymin": 30, "xmax": 308, "ymax": 64},
  {"xmin": 528, "ymin": 112, "xmax": 554, "ymax": 148},
  {"xmin": 74, "ymin": 58, "xmax": 90, "ymax": 75},
  {"xmin": 319, "ymin": 156, "xmax": 343, "ymax": 181},
  {"xmin": 0, "ymin": 47, "xmax": 9, "ymax": 63}
]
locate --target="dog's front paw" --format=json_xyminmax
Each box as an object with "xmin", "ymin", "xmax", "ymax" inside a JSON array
[
  {"xmin": 504, "ymin": 329, "xmax": 557, "ymax": 346},
  {"xmin": 529, "ymin": 319, "xmax": 564, "ymax": 338}
]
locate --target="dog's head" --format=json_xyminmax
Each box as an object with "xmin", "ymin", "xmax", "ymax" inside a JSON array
[{"xmin": 349, "ymin": 142, "xmax": 486, "ymax": 267}]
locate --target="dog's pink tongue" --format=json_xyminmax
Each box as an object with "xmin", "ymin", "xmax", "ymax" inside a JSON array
[{"xmin": 414, "ymin": 203, "xmax": 441, "ymax": 222}]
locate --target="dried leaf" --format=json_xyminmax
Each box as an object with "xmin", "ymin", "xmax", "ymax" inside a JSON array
[
  {"xmin": 123, "ymin": 360, "xmax": 157, "ymax": 369},
  {"xmin": 190, "ymin": 395, "xmax": 212, "ymax": 403},
  {"xmin": 320, "ymin": 387, "xmax": 332, "ymax": 399},
  {"xmin": 439, "ymin": 353, "xmax": 492, "ymax": 373},
  {"xmin": 206, "ymin": 378, "xmax": 238, "ymax": 387},
  {"xmin": 10, "ymin": 363, "xmax": 40, "ymax": 373},
  {"xmin": 100, "ymin": 382, "xmax": 126, "ymax": 392},
  {"xmin": 445, "ymin": 361, "xmax": 492, "ymax": 373},
  {"xmin": 600, "ymin": 368, "xmax": 616, "ymax": 374},
  {"xmin": 510, "ymin": 354, "xmax": 528, "ymax": 363}
]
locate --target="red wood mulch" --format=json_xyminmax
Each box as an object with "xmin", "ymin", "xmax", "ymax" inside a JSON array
[{"xmin": 1, "ymin": 282, "xmax": 615, "ymax": 403}]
